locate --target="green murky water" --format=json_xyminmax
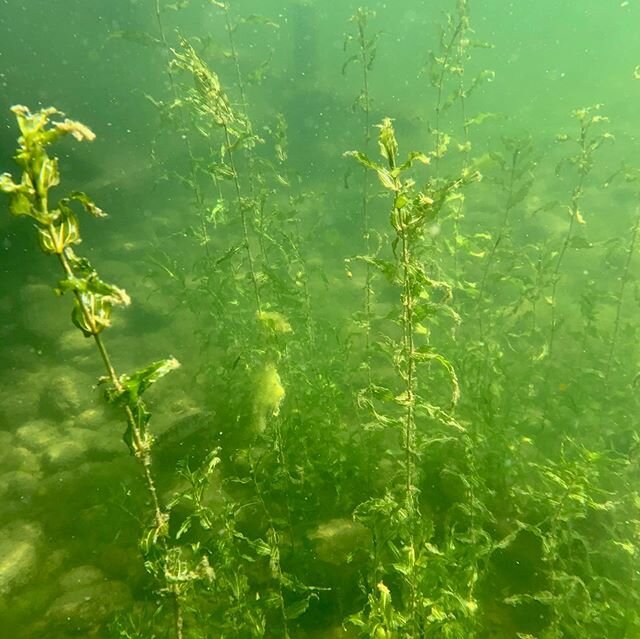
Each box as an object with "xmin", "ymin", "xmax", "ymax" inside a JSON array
[{"xmin": 1, "ymin": 1, "xmax": 640, "ymax": 637}]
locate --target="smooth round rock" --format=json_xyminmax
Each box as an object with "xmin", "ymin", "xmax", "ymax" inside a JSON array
[
  {"xmin": 59, "ymin": 565, "xmax": 104, "ymax": 591},
  {"xmin": 15, "ymin": 419, "xmax": 59, "ymax": 452},
  {"xmin": 45, "ymin": 440, "xmax": 88, "ymax": 470},
  {"xmin": 45, "ymin": 579, "xmax": 131, "ymax": 632},
  {"xmin": 0, "ymin": 521, "xmax": 42, "ymax": 596}
]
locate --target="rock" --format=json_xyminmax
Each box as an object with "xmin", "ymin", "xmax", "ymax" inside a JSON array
[
  {"xmin": 45, "ymin": 439, "xmax": 88, "ymax": 470},
  {"xmin": 0, "ymin": 470, "xmax": 40, "ymax": 501},
  {"xmin": 65, "ymin": 408, "xmax": 124, "ymax": 457},
  {"xmin": 57, "ymin": 329, "xmax": 93, "ymax": 359},
  {"xmin": 39, "ymin": 368, "xmax": 85, "ymax": 419},
  {"xmin": 0, "ymin": 431, "xmax": 14, "ymax": 465},
  {"xmin": 65, "ymin": 426, "xmax": 122, "ymax": 458},
  {"xmin": 0, "ymin": 521, "xmax": 42, "ymax": 596},
  {"xmin": 308, "ymin": 518, "xmax": 371, "ymax": 565},
  {"xmin": 0, "ymin": 377, "xmax": 41, "ymax": 427},
  {"xmin": 59, "ymin": 565, "xmax": 104, "ymax": 591},
  {"xmin": 15, "ymin": 419, "xmax": 60, "ymax": 452},
  {"xmin": 45, "ymin": 579, "xmax": 131, "ymax": 632},
  {"xmin": 75, "ymin": 408, "xmax": 107, "ymax": 430},
  {"xmin": 1, "ymin": 428, "xmax": 44, "ymax": 505},
  {"xmin": 4, "ymin": 446, "xmax": 41, "ymax": 474}
]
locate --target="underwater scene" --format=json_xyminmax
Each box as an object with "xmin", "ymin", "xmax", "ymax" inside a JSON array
[{"xmin": 1, "ymin": 0, "xmax": 640, "ymax": 637}]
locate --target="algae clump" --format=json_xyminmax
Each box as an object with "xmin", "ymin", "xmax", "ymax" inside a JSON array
[{"xmin": 251, "ymin": 362, "xmax": 285, "ymax": 432}]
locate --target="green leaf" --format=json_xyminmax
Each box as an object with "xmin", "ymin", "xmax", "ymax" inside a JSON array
[
  {"xmin": 391, "ymin": 561, "xmax": 412, "ymax": 576},
  {"xmin": 344, "ymin": 150, "xmax": 380, "ymax": 172},
  {"xmin": 376, "ymin": 168, "xmax": 397, "ymax": 191},
  {"xmin": 0, "ymin": 172, "xmax": 19, "ymax": 194},
  {"xmin": 397, "ymin": 151, "xmax": 430, "ymax": 172},
  {"xmin": 414, "ymin": 349, "xmax": 460, "ymax": 407},
  {"xmin": 37, "ymin": 206, "xmax": 80, "ymax": 254},
  {"xmin": 67, "ymin": 191, "xmax": 106, "ymax": 218},
  {"xmin": 465, "ymin": 112, "xmax": 498, "ymax": 128},
  {"xmin": 8, "ymin": 191, "xmax": 33, "ymax": 217},
  {"xmin": 376, "ymin": 118, "xmax": 398, "ymax": 167},
  {"xmin": 119, "ymin": 358, "xmax": 181, "ymax": 402},
  {"xmin": 355, "ymin": 256, "xmax": 397, "ymax": 282},
  {"xmin": 71, "ymin": 293, "xmax": 113, "ymax": 336},
  {"xmin": 394, "ymin": 192, "xmax": 409, "ymax": 209},
  {"xmin": 36, "ymin": 156, "xmax": 60, "ymax": 194},
  {"xmin": 59, "ymin": 252, "xmax": 131, "ymax": 306},
  {"xmin": 342, "ymin": 54, "xmax": 359, "ymax": 75},
  {"xmin": 285, "ymin": 594, "xmax": 317, "ymax": 620}
]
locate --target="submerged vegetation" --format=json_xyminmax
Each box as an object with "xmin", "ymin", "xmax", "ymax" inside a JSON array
[{"xmin": 1, "ymin": 1, "xmax": 640, "ymax": 638}]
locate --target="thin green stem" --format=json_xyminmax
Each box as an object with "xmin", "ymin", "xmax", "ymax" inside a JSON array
[
  {"xmin": 154, "ymin": 0, "xmax": 211, "ymax": 259},
  {"xmin": 605, "ymin": 208, "xmax": 640, "ymax": 382},
  {"xmin": 223, "ymin": 125, "xmax": 262, "ymax": 313}
]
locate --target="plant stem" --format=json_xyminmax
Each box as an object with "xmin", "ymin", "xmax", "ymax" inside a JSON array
[
  {"xmin": 432, "ymin": 18, "xmax": 464, "ymax": 177},
  {"xmin": 46, "ymin": 221, "xmax": 183, "ymax": 638},
  {"xmin": 154, "ymin": 0, "xmax": 211, "ymax": 259},
  {"xmin": 477, "ymin": 147, "xmax": 519, "ymax": 317},
  {"xmin": 398, "ymin": 210, "xmax": 419, "ymax": 636},
  {"xmin": 222, "ymin": 125, "xmax": 262, "ymax": 313},
  {"xmin": 548, "ymin": 191, "xmax": 579, "ymax": 359},
  {"xmin": 355, "ymin": 11, "xmax": 373, "ymax": 371},
  {"xmin": 605, "ymin": 207, "xmax": 640, "ymax": 382}
]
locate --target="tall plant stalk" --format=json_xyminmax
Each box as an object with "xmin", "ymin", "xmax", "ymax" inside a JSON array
[
  {"xmin": 153, "ymin": 0, "xmax": 213, "ymax": 257},
  {"xmin": 426, "ymin": 1, "xmax": 493, "ymax": 285},
  {"xmin": 172, "ymin": 38, "xmax": 263, "ymax": 312},
  {"xmin": 549, "ymin": 106, "xmax": 612, "ymax": 358},
  {"xmin": 210, "ymin": 0, "xmax": 282, "ymax": 263},
  {"xmin": 476, "ymin": 137, "xmax": 534, "ymax": 315},
  {"xmin": 344, "ymin": 8, "xmax": 381, "ymax": 501},
  {"xmin": 347, "ymin": 118, "xmax": 469, "ymax": 637},
  {"xmin": 344, "ymin": 7, "xmax": 378, "ymax": 361},
  {"xmin": 605, "ymin": 206, "xmax": 640, "ymax": 382},
  {"xmin": 0, "ymin": 105, "xmax": 188, "ymax": 638}
]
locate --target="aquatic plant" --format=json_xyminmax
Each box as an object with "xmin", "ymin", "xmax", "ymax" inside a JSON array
[
  {"xmin": 604, "ymin": 202, "xmax": 640, "ymax": 383},
  {"xmin": 6, "ymin": 2, "xmax": 640, "ymax": 637},
  {"xmin": 152, "ymin": 0, "xmax": 216, "ymax": 256},
  {"xmin": 166, "ymin": 25, "xmax": 326, "ymax": 638},
  {"xmin": 424, "ymin": 0, "xmax": 494, "ymax": 277},
  {"xmin": 346, "ymin": 117, "xmax": 483, "ymax": 637},
  {"xmin": 171, "ymin": 37, "xmax": 262, "ymax": 310},
  {"xmin": 0, "ymin": 105, "xmax": 194, "ymax": 638},
  {"xmin": 476, "ymin": 136, "xmax": 535, "ymax": 314},
  {"xmin": 548, "ymin": 105, "xmax": 613, "ymax": 358},
  {"xmin": 343, "ymin": 7, "xmax": 382, "ymax": 496},
  {"xmin": 343, "ymin": 7, "xmax": 378, "ymax": 365},
  {"xmin": 465, "ymin": 135, "xmax": 538, "ymax": 405}
]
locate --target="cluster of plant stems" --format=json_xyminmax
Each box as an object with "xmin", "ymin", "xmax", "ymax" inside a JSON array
[{"xmin": 3, "ymin": 1, "xmax": 640, "ymax": 638}]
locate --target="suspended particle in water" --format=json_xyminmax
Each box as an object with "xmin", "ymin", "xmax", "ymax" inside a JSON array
[{"xmin": 428, "ymin": 223, "xmax": 441, "ymax": 238}]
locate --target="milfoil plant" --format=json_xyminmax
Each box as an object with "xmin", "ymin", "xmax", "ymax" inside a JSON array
[
  {"xmin": 345, "ymin": 118, "xmax": 486, "ymax": 638},
  {"xmin": 0, "ymin": 105, "xmax": 212, "ymax": 639}
]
